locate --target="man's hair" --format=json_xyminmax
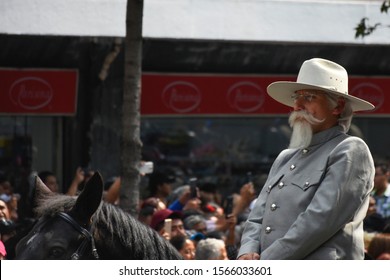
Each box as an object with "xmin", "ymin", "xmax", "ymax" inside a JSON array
[
  {"xmin": 147, "ymin": 169, "xmax": 176, "ymax": 195},
  {"xmin": 183, "ymin": 215, "xmax": 206, "ymax": 230},
  {"xmin": 170, "ymin": 235, "xmax": 188, "ymax": 251},
  {"xmin": 374, "ymin": 160, "xmax": 390, "ymax": 175},
  {"xmin": 367, "ymin": 233, "xmax": 390, "ymax": 259},
  {"xmin": 195, "ymin": 238, "xmax": 225, "ymax": 260},
  {"xmin": 326, "ymin": 95, "xmax": 353, "ymax": 133},
  {"xmin": 338, "ymin": 101, "xmax": 353, "ymax": 133}
]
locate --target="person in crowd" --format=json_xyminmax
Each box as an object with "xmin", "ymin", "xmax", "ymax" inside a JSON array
[
  {"xmin": 168, "ymin": 185, "xmax": 202, "ymax": 212},
  {"xmin": 364, "ymin": 196, "xmax": 386, "ymax": 233},
  {"xmin": 142, "ymin": 197, "xmax": 167, "ymax": 211},
  {"xmin": 103, "ymin": 176, "xmax": 121, "ymax": 205},
  {"xmin": 0, "ymin": 240, "xmax": 6, "ymax": 260},
  {"xmin": 0, "ymin": 174, "xmax": 14, "ymax": 198},
  {"xmin": 0, "ymin": 197, "xmax": 20, "ymax": 259},
  {"xmin": 146, "ymin": 169, "xmax": 176, "ymax": 207},
  {"xmin": 366, "ymin": 233, "xmax": 390, "ymax": 260},
  {"xmin": 195, "ymin": 238, "xmax": 228, "ymax": 260},
  {"xmin": 205, "ymin": 213, "xmax": 238, "ymax": 260},
  {"xmin": 0, "ymin": 198, "xmax": 11, "ymax": 224},
  {"xmin": 232, "ymin": 182, "xmax": 256, "ymax": 220},
  {"xmin": 37, "ymin": 170, "xmax": 59, "ymax": 193},
  {"xmin": 183, "ymin": 214, "xmax": 208, "ymax": 236},
  {"xmin": 103, "ymin": 161, "xmax": 159, "ymax": 205},
  {"xmin": 67, "ymin": 167, "xmax": 95, "ymax": 195},
  {"xmin": 138, "ymin": 205, "xmax": 155, "ymax": 226},
  {"xmin": 372, "ymin": 160, "xmax": 390, "ymax": 219},
  {"xmin": 238, "ymin": 58, "xmax": 376, "ymax": 260},
  {"xmin": 150, "ymin": 209, "xmax": 186, "ymax": 240},
  {"xmin": 0, "ymin": 175, "xmax": 35, "ymax": 259},
  {"xmin": 189, "ymin": 232, "xmax": 206, "ymax": 247},
  {"xmin": 0, "ymin": 175, "xmax": 19, "ymax": 222},
  {"xmin": 137, "ymin": 197, "xmax": 166, "ymax": 226},
  {"xmin": 170, "ymin": 235, "xmax": 196, "ymax": 260},
  {"xmin": 198, "ymin": 182, "xmax": 222, "ymax": 208},
  {"xmin": 0, "ymin": 198, "xmax": 15, "ymax": 243},
  {"xmin": 225, "ymin": 182, "xmax": 259, "ymax": 251},
  {"xmin": 38, "ymin": 167, "xmax": 93, "ymax": 195},
  {"xmin": 224, "ymin": 213, "xmax": 238, "ymax": 260}
]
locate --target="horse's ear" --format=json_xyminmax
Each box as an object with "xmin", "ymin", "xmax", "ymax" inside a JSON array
[
  {"xmin": 35, "ymin": 176, "xmax": 53, "ymax": 197},
  {"xmin": 71, "ymin": 172, "xmax": 104, "ymax": 225}
]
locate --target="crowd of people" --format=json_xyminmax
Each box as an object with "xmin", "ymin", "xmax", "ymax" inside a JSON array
[
  {"xmin": 1, "ymin": 58, "xmax": 390, "ymax": 260},
  {"xmin": 363, "ymin": 159, "xmax": 390, "ymax": 259},
  {"xmin": 134, "ymin": 168, "xmax": 257, "ymax": 260}
]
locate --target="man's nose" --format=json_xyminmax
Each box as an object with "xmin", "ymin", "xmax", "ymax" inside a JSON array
[{"xmin": 293, "ymin": 98, "xmax": 305, "ymax": 111}]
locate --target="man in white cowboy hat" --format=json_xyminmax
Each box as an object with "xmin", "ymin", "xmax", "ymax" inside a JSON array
[{"xmin": 237, "ymin": 58, "xmax": 375, "ymax": 260}]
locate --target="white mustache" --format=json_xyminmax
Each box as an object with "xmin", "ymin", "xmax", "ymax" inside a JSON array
[{"xmin": 289, "ymin": 111, "xmax": 324, "ymax": 127}]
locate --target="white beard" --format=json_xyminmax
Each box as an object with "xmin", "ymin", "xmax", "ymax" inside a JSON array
[{"xmin": 288, "ymin": 111, "xmax": 324, "ymax": 149}]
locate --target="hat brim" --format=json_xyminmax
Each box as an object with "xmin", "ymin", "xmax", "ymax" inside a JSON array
[{"xmin": 267, "ymin": 81, "xmax": 375, "ymax": 112}]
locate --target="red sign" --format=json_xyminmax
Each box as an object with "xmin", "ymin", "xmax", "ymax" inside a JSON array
[
  {"xmin": 141, "ymin": 73, "xmax": 390, "ymax": 116},
  {"xmin": 0, "ymin": 68, "xmax": 78, "ymax": 115}
]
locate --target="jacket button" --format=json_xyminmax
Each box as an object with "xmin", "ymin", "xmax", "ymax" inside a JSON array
[
  {"xmin": 271, "ymin": 203, "xmax": 277, "ymax": 211},
  {"xmin": 302, "ymin": 149, "xmax": 309, "ymax": 154},
  {"xmin": 265, "ymin": 226, "xmax": 272, "ymax": 233},
  {"xmin": 278, "ymin": 181, "xmax": 284, "ymax": 187},
  {"xmin": 290, "ymin": 164, "xmax": 296, "ymax": 170}
]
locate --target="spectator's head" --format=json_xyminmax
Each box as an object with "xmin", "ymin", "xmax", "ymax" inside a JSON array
[
  {"xmin": 0, "ymin": 174, "xmax": 13, "ymax": 196},
  {"xmin": 374, "ymin": 160, "xmax": 390, "ymax": 194},
  {"xmin": 367, "ymin": 233, "xmax": 390, "ymax": 260},
  {"xmin": 138, "ymin": 205, "xmax": 155, "ymax": 226},
  {"xmin": 138, "ymin": 197, "xmax": 166, "ymax": 226},
  {"xmin": 195, "ymin": 238, "xmax": 228, "ymax": 260},
  {"xmin": 199, "ymin": 182, "xmax": 219, "ymax": 204},
  {"xmin": 189, "ymin": 232, "xmax": 206, "ymax": 246},
  {"xmin": 170, "ymin": 235, "xmax": 195, "ymax": 260},
  {"xmin": 148, "ymin": 170, "xmax": 176, "ymax": 198},
  {"xmin": 184, "ymin": 215, "xmax": 207, "ymax": 235},
  {"xmin": 0, "ymin": 199, "xmax": 15, "ymax": 239},
  {"xmin": 151, "ymin": 209, "xmax": 185, "ymax": 237},
  {"xmin": 0, "ymin": 198, "xmax": 10, "ymax": 220},
  {"xmin": 141, "ymin": 197, "xmax": 166, "ymax": 211},
  {"xmin": 366, "ymin": 196, "xmax": 377, "ymax": 217},
  {"xmin": 377, "ymin": 253, "xmax": 390, "ymax": 260}
]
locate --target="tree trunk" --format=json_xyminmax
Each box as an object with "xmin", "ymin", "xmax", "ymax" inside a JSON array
[{"xmin": 120, "ymin": 0, "xmax": 144, "ymax": 216}]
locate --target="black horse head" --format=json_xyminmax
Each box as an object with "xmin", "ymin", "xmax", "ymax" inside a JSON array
[
  {"xmin": 15, "ymin": 172, "xmax": 103, "ymax": 259},
  {"xmin": 15, "ymin": 172, "xmax": 182, "ymax": 260}
]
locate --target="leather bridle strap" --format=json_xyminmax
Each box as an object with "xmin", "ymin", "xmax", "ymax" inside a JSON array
[{"xmin": 57, "ymin": 212, "xmax": 99, "ymax": 260}]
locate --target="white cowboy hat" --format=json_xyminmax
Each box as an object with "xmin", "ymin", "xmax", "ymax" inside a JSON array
[{"xmin": 267, "ymin": 58, "xmax": 375, "ymax": 112}]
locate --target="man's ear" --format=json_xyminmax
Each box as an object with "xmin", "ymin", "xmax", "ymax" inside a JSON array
[{"xmin": 332, "ymin": 97, "xmax": 346, "ymax": 116}]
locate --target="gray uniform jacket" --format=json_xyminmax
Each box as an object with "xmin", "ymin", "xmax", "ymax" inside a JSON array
[{"xmin": 238, "ymin": 126, "xmax": 374, "ymax": 259}]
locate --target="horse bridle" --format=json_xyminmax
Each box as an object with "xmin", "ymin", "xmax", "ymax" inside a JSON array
[{"xmin": 57, "ymin": 212, "xmax": 99, "ymax": 260}]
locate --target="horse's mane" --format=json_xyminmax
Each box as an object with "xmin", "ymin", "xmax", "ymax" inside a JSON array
[{"xmin": 34, "ymin": 193, "xmax": 182, "ymax": 260}]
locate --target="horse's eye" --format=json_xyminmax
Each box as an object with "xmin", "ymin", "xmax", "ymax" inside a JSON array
[{"xmin": 49, "ymin": 247, "xmax": 65, "ymax": 258}]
